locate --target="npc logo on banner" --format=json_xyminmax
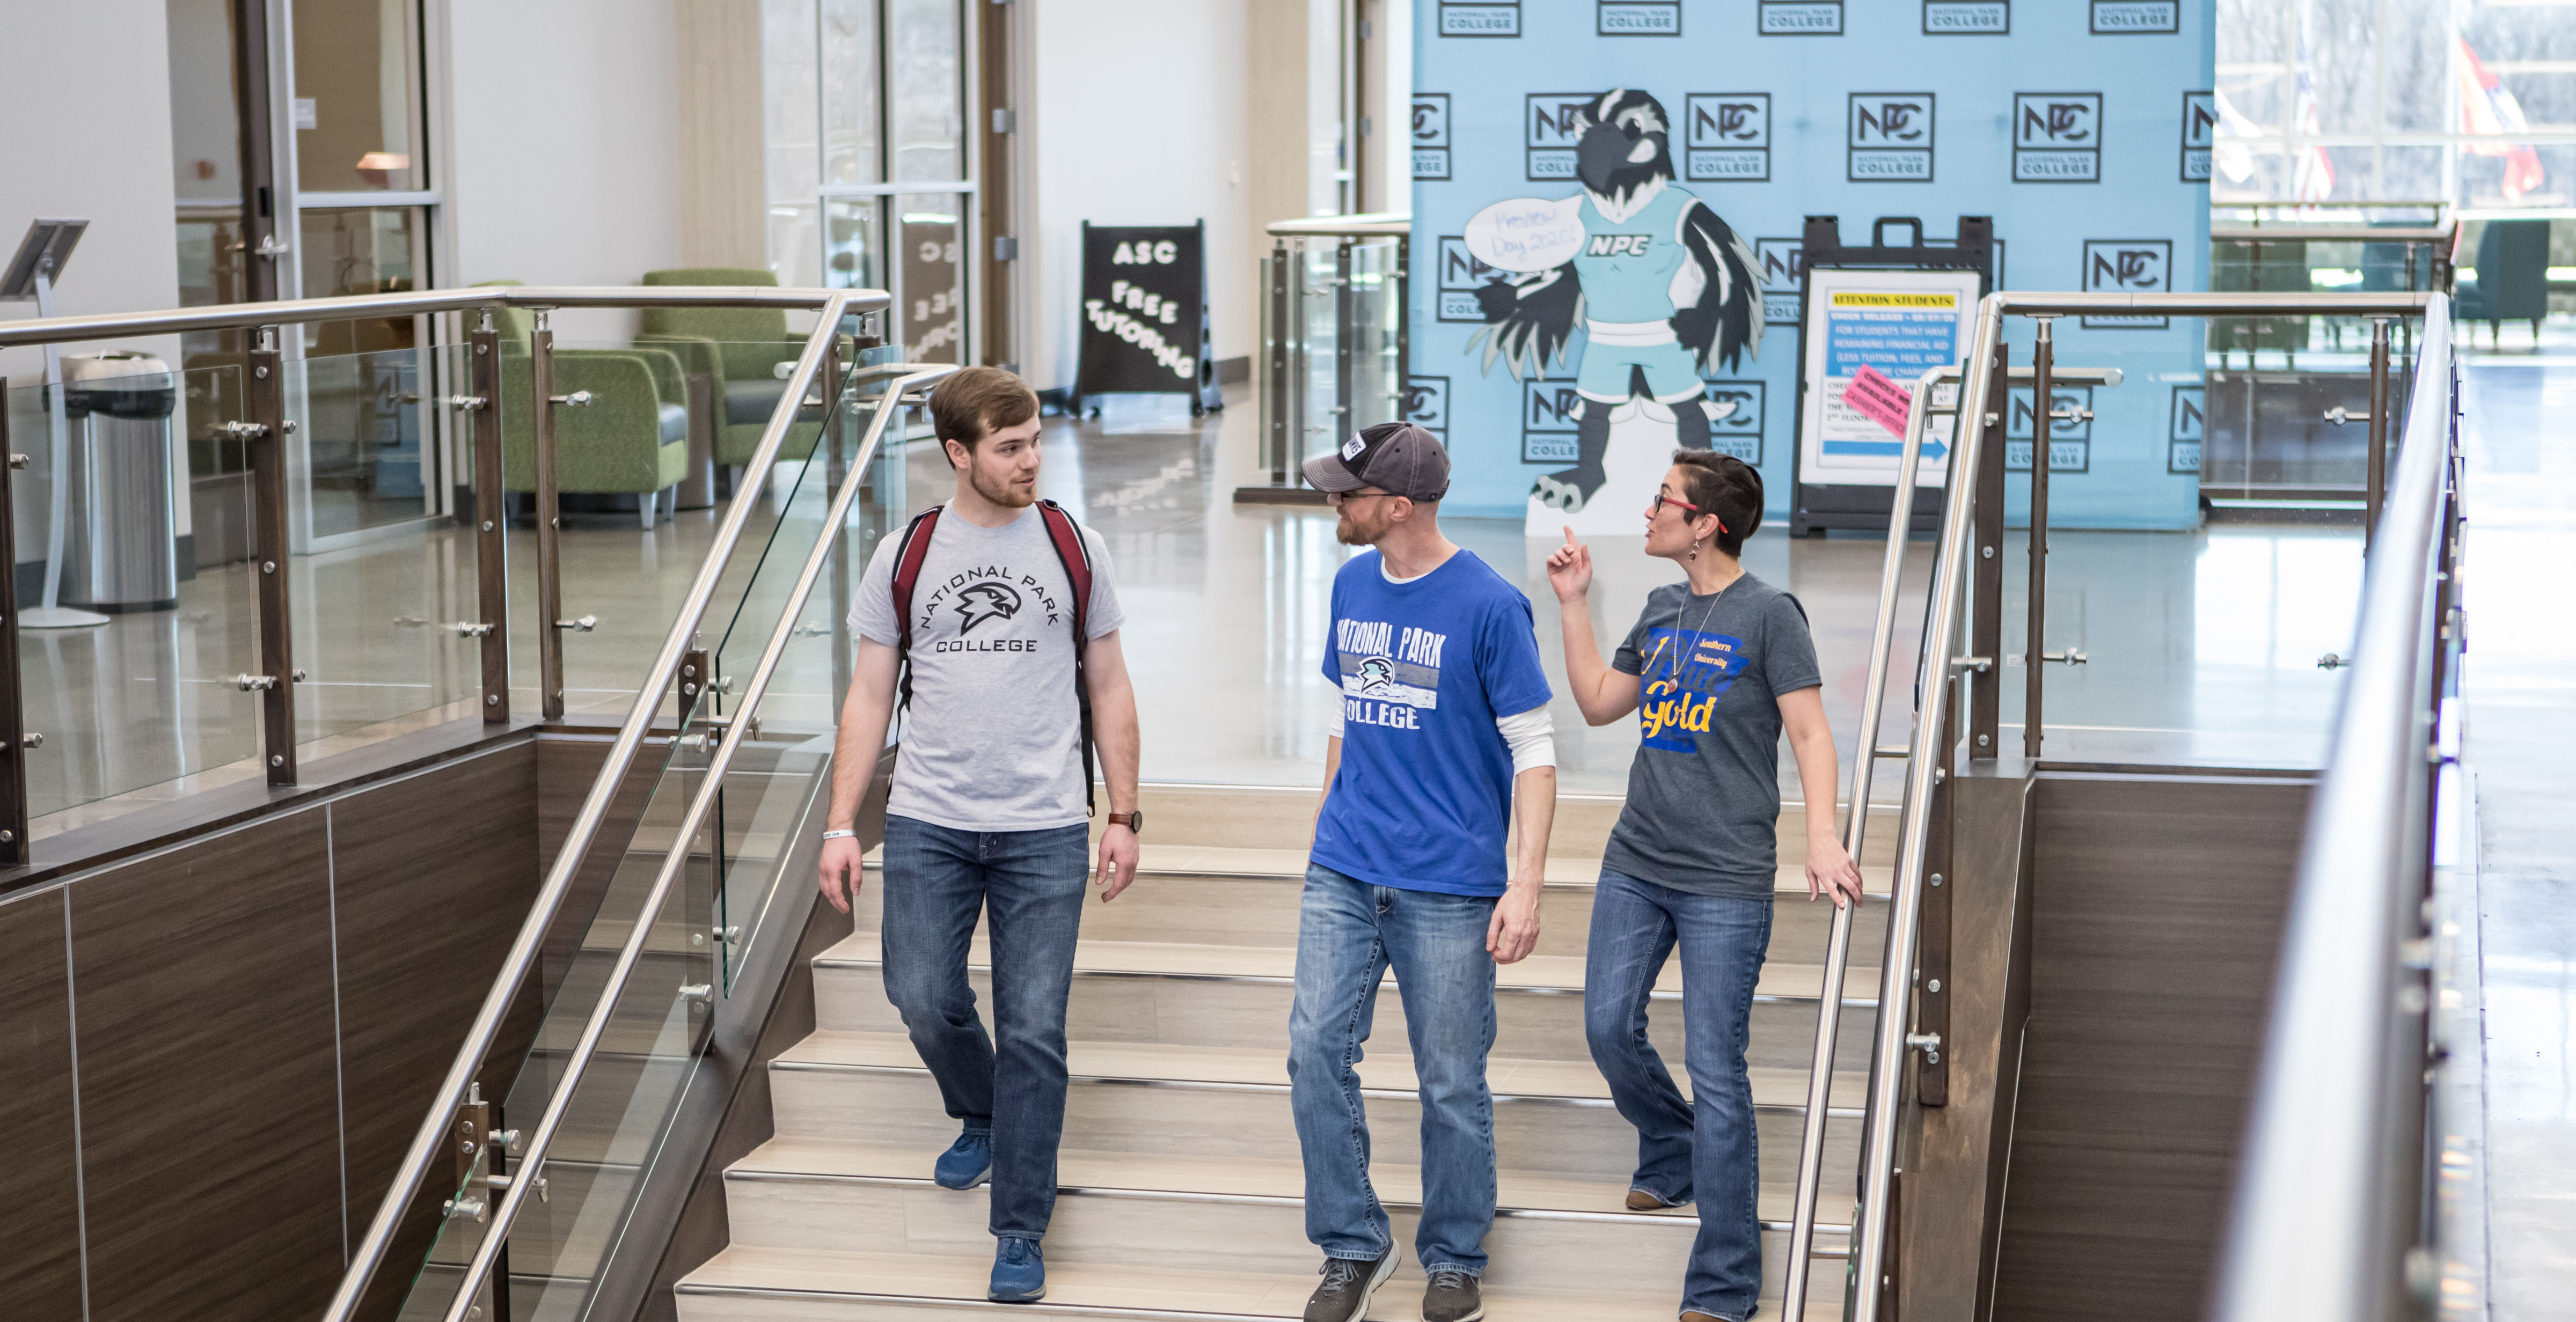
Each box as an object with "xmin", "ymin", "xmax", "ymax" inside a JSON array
[
  {"xmin": 1685, "ymin": 94, "xmax": 1771, "ymax": 182},
  {"xmin": 1521, "ymin": 378, "xmax": 1585, "ymax": 464},
  {"xmin": 1435, "ymin": 236, "xmax": 1502, "ymax": 322},
  {"xmin": 1757, "ymin": 238, "xmax": 1804, "ymax": 325},
  {"xmin": 1403, "ymin": 377, "xmax": 1452, "ymax": 439},
  {"xmin": 1413, "ymin": 94, "xmax": 1452, "ymax": 180},
  {"xmin": 1525, "ymin": 92, "xmax": 1599, "ymax": 180},
  {"xmin": 1923, "ymin": 0, "xmax": 2008, "ymax": 34},
  {"xmin": 2168, "ymin": 384, "xmax": 2205, "ymax": 473},
  {"xmin": 1849, "ymin": 93, "xmax": 1935, "ymax": 182},
  {"xmin": 2006, "ymin": 384, "xmax": 2093, "ymax": 472},
  {"xmin": 2180, "ymin": 92, "xmax": 2217, "ymax": 182},
  {"xmin": 2081, "ymin": 239, "xmax": 2174, "ymax": 328},
  {"xmin": 1702, "ymin": 380, "xmax": 1766, "ymax": 464},
  {"xmin": 1599, "ymin": 0, "xmax": 1681, "ymax": 33},
  {"xmin": 1761, "ymin": 0, "xmax": 1845, "ymax": 34},
  {"xmin": 2013, "ymin": 93, "xmax": 2103, "ymax": 182},
  {"xmin": 2091, "ymin": 0, "xmax": 2179, "ymax": 32},
  {"xmin": 1439, "ymin": 0, "xmax": 1520, "ymax": 36}
]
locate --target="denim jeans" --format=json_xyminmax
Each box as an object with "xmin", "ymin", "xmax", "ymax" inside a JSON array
[
  {"xmin": 878, "ymin": 813, "xmax": 1089, "ymax": 1240},
  {"xmin": 1584, "ymin": 868, "xmax": 1774, "ymax": 1321},
  {"xmin": 1287, "ymin": 862, "xmax": 1499, "ymax": 1276}
]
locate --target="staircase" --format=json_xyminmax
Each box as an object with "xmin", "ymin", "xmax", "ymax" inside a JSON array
[{"xmin": 676, "ymin": 783, "xmax": 1894, "ymax": 1320}]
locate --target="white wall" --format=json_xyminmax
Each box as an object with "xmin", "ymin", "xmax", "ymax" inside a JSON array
[
  {"xmin": 0, "ymin": 3, "xmax": 185, "ymax": 384},
  {"xmin": 442, "ymin": 0, "xmax": 688, "ymax": 338},
  {"xmin": 1027, "ymin": 0, "xmax": 1252, "ymax": 393}
]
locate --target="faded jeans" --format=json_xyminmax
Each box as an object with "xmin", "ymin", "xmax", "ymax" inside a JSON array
[
  {"xmin": 878, "ymin": 813, "xmax": 1089, "ymax": 1240},
  {"xmin": 1287, "ymin": 862, "xmax": 1500, "ymax": 1276},
  {"xmin": 1584, "ymin": 867, "xmax": 1774, "ymax": 1321}
]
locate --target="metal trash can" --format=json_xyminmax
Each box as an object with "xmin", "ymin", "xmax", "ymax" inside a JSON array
[{"xmin": 59, "ymin": 352, "xmax": 179, "ymax": 612}]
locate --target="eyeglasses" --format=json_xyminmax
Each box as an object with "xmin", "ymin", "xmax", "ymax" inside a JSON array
[
  {"xmin": 1327, "ymin": 489, "xmax": 1397, "ymax": 507},
  {"xmin": 1651, "ymin": 490, "xmax": 1701, "ymax": 517}
]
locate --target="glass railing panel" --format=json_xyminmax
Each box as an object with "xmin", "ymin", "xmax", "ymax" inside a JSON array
[
  {"xmin": 2202, "ymin": 314, "xmax": 2425, "ymax": 499},
  {"xmin": 5, "ymin": 366, "xmax": 269, "ymax": 834},
  {"xmin": 1296, "ymin": 238, "xmax": 1341, "ymax": 476},
  {"xmin": 388, "ymin": 356, "xmax": 869, "ymax": 1322},
  {"xmin": 281, "ymin": 344, "xmax": 485, "ymax": 750},
  {"xmin": 1348, "ymin": 237, "xmax": 1403, "ymax": 432}
]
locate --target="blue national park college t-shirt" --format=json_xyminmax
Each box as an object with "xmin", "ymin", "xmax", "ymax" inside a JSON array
[{"xmin": 1311, "ymin": 549, "xmax": 1555, "ymax": 897}]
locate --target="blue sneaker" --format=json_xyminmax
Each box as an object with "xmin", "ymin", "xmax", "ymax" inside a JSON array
[
  {"xmin": 933, "ymin": 1127, "xmax": 993, "ymax": 1189},
  {"xmin": 989, "ymin": 1236, "xmax": 1045, "ymax": 1302}
]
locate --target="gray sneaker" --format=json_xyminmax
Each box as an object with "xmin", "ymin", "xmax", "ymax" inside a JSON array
[
  {"xmin": 1302, "ymin": 1250, "xmax": 1397, "ymax": 1322},
  {"xmin": 1422, "ymin": 1267, "xmax": 1483, "ymax": 1322}
]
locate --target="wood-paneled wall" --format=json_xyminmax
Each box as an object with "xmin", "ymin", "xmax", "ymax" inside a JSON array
[
  {"xmin": 1990, "ymin": 771, "xmax": 2311, "ymax": 1322},
  {"xmin": 0, "ymin": 738, "xmax": 541, "ymax": 1322}
]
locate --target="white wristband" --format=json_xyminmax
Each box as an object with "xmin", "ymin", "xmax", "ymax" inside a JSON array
[{"xmin": 821, "ymin": 829, "xmax": 856, "ymax": 840}]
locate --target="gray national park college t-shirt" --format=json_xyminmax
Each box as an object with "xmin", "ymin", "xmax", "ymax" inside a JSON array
[
  {"xmin": 848, "ymin": 505, "xmax": 1125, "ymax": 832},
  {"xmin": 1602, "ymin": 572, "xmax": 1821, "ymax": 900}
]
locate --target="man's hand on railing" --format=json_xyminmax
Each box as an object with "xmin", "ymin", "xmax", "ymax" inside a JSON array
[
  {"xmin": 818, "ymin": 833, "xmax": 866, "ymax": 914},
  {"xmin": 1805, "ymin": 832, "xmax": 1865, "ymax": 910}
]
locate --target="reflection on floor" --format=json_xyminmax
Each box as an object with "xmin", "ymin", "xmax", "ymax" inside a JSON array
[{"xmin": 21, "ymin": 378, "xmax": 2383, "ymax": 839}]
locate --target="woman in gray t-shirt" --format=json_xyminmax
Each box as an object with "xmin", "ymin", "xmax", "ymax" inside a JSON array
[{"xmin": 1543, "ymin": 450, "xmax": 1864, "ymax": 1322}]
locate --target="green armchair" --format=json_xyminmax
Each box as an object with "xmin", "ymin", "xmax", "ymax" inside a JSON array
[
  {"xmin": 634, "ymin": 267, "xmax": 824, "ymax": 466},
  {"xmin": 478, "ymin": 286, "xmax": 691, "ymax": 528}
]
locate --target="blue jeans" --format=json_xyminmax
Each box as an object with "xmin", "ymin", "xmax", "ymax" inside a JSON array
[
  {"xmin": 1584, "ymin": 868, "xmax": 1774, "ymax": 1321},
  {"xmin": 1287, "ymin": 862, "xmax": 1499, "ymax": 1276},
  {"xmin": 878, "ymin": 814, "xmax": 1089, "ymax": 1240}
]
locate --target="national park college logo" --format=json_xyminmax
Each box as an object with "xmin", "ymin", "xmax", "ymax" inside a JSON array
[
  {"xmin": 916, "ymin": 564, "xmax": 1062, "ymax": 655},
  {"xmin": 1338, "ymin": 619, "xmax": 1445, "ymax": 731},
  {"xmin": 1638, "ymin": 626, "xmax": 1750, "ymax": 751}
]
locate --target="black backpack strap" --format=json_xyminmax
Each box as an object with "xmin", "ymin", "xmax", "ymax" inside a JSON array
[
  {"xmin": 889, "ymin": 505, "xmax": 943, "ymax": 714},
  {"xmin": 1035, "ymin": 500, "xmax": 1099, "ymax": 814}
]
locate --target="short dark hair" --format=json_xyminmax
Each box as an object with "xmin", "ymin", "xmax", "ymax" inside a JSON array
[
  {"xmin": 1671, "ymin": 450, "xmax": 1763, "ymax": 557},
  {"xmin": 928, "ymin": 366, "xmax": 1040, "ymax": 458}
]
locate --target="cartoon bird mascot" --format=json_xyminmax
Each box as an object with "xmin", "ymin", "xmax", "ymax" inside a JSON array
[{"xmin": 1465, "ymin": 89, "xmax": 1764, "ymax": 526}]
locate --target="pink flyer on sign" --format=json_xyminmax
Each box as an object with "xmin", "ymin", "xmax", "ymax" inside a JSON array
[{"xmin": 1840, "ymin": 365, "xmax": 1915, "ymax": 439}]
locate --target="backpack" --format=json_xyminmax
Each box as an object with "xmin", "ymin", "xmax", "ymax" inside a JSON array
[{"xmin": 889, "ymin": 498, "xmax": 1100, "ymax": 813}]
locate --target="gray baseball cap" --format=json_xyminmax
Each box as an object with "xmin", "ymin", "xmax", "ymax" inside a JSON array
[{"xmin": 1302, "ymin": 422, "xmax": 1452, "ymax": 501}]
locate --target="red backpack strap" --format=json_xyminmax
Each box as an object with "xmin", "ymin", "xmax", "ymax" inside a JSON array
[
  {"xmin": 1035, "ymin": 500, "xmax": 1099, "ymax": 813},
  {"xmin": 889, "ymin": 505, "xmax": 943, "ymax": 709}
]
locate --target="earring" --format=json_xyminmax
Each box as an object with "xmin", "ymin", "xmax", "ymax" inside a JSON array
[{"xmin": 1689, "ymin": 539, "xmax": 1700, "ymax": 561}]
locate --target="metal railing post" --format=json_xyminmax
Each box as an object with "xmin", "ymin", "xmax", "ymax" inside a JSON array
[
  {"xmin": 1267, "ymin": 239, "xmax": 1291, "ymax": 483},
  {"xmin": 470, "ymin": 312, "xmax": 508, "ymax": 721},
  {"xmin": 0, "ymin": 398, "xmax": 27, "ymax": 864},
  {"xmin": 2366, "ymin": 315, "xmax": 2392, "ymax": 549},
  {"xmin": 1968, "ymin": 344, "xmax": 2009, "ymax": 759},
  {"xmin": 2025, "ymin": 318, "xmax": 2056, "ymax": 760},
  {"xmin": 246, "ymin": 327, "xmax": 298, "ymax": 784},
  {"xmin": 533, "ymin": 311, "xmax": 566, "ymax": 721},
  {"xmin": 1393, "ymin": 233, "xmax": 1411, "ymax": 398},
  {"xmin": 1333, "ymin": 237, "xmax": 1355, "ymax": 446}
]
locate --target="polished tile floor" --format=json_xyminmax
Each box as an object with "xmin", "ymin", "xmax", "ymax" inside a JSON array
[{"xmin": 2457, "ymin": 350, "xmax": 2576, "ymax": 1320}]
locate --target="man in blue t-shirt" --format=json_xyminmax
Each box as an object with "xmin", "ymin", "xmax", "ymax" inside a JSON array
[{"xmin": 1289, "ymin": 423, "xmax": 1560, "ymax": 1322}]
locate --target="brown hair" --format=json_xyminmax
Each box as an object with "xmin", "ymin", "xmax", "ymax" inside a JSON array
[
  {"xmin": 928, "ymin": 365, "xmax": 1040, "ymax": 459},
  {"xmin": 1671, "ymin": 450, "xmax": 1764, "ymax": 557}
]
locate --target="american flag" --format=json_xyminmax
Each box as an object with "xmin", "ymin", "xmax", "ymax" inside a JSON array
[{"xmin": 2292, "ymin": 31, "xmax": 2334, "ymax": 203}]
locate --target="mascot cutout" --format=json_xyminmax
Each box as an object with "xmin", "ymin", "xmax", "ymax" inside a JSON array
[{"xmin": 1464, "ymin": 89, "xmax": 1765, "ymax": 535}]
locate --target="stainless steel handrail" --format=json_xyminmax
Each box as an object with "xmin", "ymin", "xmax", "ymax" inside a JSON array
[
  {"xmin": 2211, "ymin": 226, "xmax": 2453, "ymax": 243},
  {"xmin": 1776, "ymin": 361, "xmax": 1953, "ymax": 1319},
  {"xmin": 1267, "ymin": 212, "xmax": 1411, "ymax": 238},
  {"xmin": 0, "ymin": 285, "xmax": 874, "ymax": 348},
  {"xmin": 317, "ymin": 289, "xmax": 867, "ymax": 1322},
  {"xmin": 1803, "ymin": 288, "xmax": 2446, "ymax": 1321},
  {"xmin": 415, "ymin": 364, "xmax": 958, "ymax": 1322},
  {"xmin": 2212, "ymin": 296, "xmax": 2457, "ymax": 1322}
]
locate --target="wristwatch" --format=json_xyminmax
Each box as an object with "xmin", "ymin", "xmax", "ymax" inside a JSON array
[{"xmin": 1106, "ymin": 811, "xmax": 1144, "ymax": 835}]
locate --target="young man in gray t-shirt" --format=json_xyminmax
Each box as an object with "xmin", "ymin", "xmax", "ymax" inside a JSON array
[{"xmin": 816, "ymin": 366, "xmax": 1141, "ymax": 1305}]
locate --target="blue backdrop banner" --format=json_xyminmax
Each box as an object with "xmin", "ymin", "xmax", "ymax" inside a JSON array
[{"xmin": 1409, "ymin": 0, "xmax": 2216, "ymax": 530}]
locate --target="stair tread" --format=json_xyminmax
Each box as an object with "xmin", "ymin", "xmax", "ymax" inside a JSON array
[
  {"xmin": 777, "ymin": 1030, "xmax": 1864, "ymax": 1110},
  {"xmin": 730, "ymin": 1136, "xmax": 1851, "ymax": 1232},
  {"xmin": 873, "ymin": 843, "xmax": 1893, "ymax": 893},
  {"xmin": 679, "ymin": 1244, "xmax": 1839, "ymax": 1319},
  {"xmin": 815, "ymin": 935, "xmax": 1882, "ymax": 1002}
]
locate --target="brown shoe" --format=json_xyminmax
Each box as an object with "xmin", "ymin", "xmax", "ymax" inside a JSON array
[
  {"xmin": 1681, "ymin": 1313, "xmax": 1730, "ymax": 1322},
  {"xmin": 1626, "ymin": 1188, "xmax": 1690, "ymax": 1211}
]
